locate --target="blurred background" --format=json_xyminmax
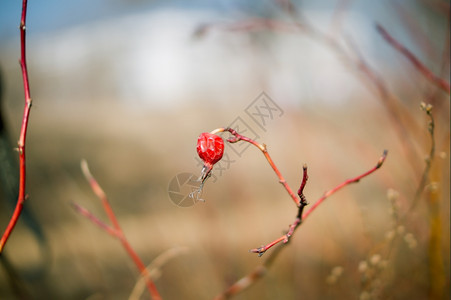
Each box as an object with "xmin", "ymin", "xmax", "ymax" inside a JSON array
[{"xmin": 0, "ymin": 0, "xmax": 449, "ymax": 299}]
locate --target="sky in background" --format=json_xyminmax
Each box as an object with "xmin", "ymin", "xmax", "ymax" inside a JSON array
[
  {"xmin": 0, "ymin": 1, "xmax": 447, "ymax": 108},
  {"xmin": 1, "ymin": 0, "xmax": 259, "ymax": 39},
  {"xmin": 0, "ymin": 0, "xmax": 395, "ymax": 40}
]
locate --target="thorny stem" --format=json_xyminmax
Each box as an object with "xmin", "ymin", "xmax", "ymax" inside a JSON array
[
  {"xmin": 376, "ymin": 24, "xmax": 450, "ymax": 95},
  {"xmin": 0, "ymin": 0, "xmax": 32, "ymax": 253},
  {"xmin": 76, "ymin": 160, "xmax": 162, "ymax": 300},
  {"xmin": 211, "ymin": 127, "xmax": 300, "ymax": 207}
]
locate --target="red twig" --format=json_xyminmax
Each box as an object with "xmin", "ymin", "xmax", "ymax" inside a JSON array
[
  {"xmin": 210, "ymin": 128, "xmax": 388, "ymax": 256},
  {"xmin": 76, "ymin": 160, "xmax": 162, "ymax": 300},
  {"xmin": 212, "ymin": 127, "xmax": 300, "ymax": 207},
  {"xmin": 376, "ymin": 23, "xmax": 450, "ymax": 94},
  {"xmin": 214, "ymin": 141, "xmax": 387, "ymax": 297},
  {"xmin": 0, "ymin": 0, "xmax": 33, "ymax": 253},
  {"xmin": 302, "ymin": 149, "xmax": 388, "ymax": 220},
  {"xmin": 249, "ymin": 165, "xmax": 308, "ymax": 256},
  {"xmin": 250, "ymin": 150, "xmax": 387, "ymax": 256}
]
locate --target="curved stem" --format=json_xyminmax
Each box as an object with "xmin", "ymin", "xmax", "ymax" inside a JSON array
[{"xmin": 212, "ymin": 127, "xmax": 300, "ymax": 207}]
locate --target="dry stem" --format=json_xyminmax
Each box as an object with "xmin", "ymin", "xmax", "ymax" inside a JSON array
[{"xmin": 409, "ymin": 103, "xmax": 436, "ymax": 212}]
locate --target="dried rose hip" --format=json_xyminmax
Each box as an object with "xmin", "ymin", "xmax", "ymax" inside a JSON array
[{"xmin": 196, "ymin": 132, "xmax": 224, "ymax": 170}]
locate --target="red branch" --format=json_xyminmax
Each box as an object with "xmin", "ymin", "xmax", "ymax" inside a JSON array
[
  {"xmin": 302, "ymin": 149, "xmax": 388, "ymax": 220},
  {"xmin": 75, "ymin": 160, "xmax": 162, "ymax": 300},
  {"xmin": 0, "ymin": 0, "xmax": 33, "ymax": 253},
  {"xmin": 210, "ymin": 128, "xmax": 388, "ymax": 257},
  {"xmin": 213, "ymin": 129, "xmax": 388, "ymax": 297},
  {"xmin": 212, "ymin": 127, "xmax": 300, "ymax": 207},
  {"xmin": 250, "ymin": 150, "xmax": 387, "ymax": 256},
  {"xmin": 376, "ymin": 23, "xmax": 450, "ymax": 94},
  {"xmin": 249, "ymin": 165, "xmax": 308, "ymax": 256}
]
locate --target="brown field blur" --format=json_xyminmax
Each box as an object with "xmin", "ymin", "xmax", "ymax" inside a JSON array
[{"xmin": 0, "ymin": 1, "xmax": 449, "ymax": 299}]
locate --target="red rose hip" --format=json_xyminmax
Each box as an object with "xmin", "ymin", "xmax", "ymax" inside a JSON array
[
  {"xmin": 190, "ymin": 132, "xmax": 224, "ymax": 201},
  {"xmin": 197, "ymin": 132, "xmax": 224, "ymax": 169}
]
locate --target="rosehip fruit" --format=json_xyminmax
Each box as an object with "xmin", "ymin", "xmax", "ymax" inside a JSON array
[
  {"xmin": 196, "ymin": 132, "xmax": 224, "ymax": 169},
  {"xmin": 191, "ymin": 132, "xmax": 225, "ymax": 200}
]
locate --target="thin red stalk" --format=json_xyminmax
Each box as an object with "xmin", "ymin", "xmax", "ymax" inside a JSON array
[
  {"xmin": 249, "ymin": 219, "xmax": 301, "ymax": 256},
  {"xmin": 216, "ymin": 151, "xmax": 387, "ymax": 298},
  {"xmin": 250, "ymin": 165, "xmax": 308, "ymax": 256},
  {"xmin": 212, "ymin": 128, "xmax": 388, "ymax": 256},
  {"xmin": 376, "ymin": 23, "xmax": 450, "ymax": 94},
  {"xmin": 251, "ymin": 150, "xmax": 387, "ymax": 255},
  {"xmin": 303, "ymin": 150, "xmax": 388, "ymax": 220},
  {"xmin": 0, "ymin": 0, "xmax": 32, "ymax": 253},
  {"xmin": 212, "ymin": 127, "xmax": 300, "ymax": 206},
  {"xmin": 79, "ymin": 161, "xmax": 162, "ymax": 300}
]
